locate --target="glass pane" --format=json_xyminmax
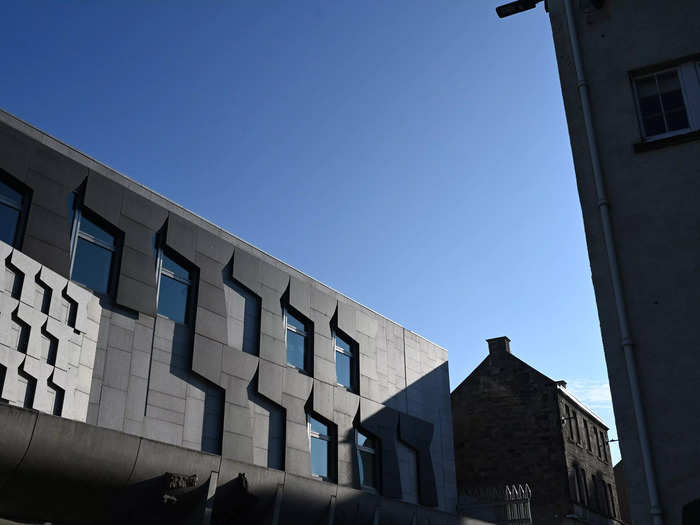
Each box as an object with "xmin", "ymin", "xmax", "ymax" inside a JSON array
[
  {"xmin": 79, "ymin": 215, "xmax": 115, "ymax": 247},
  {"xmin": 309, "ymin": 416, "xmax": 328, "ymax": 436},
  {"xmin": 636, "ymin": 77, "xmax": 662, "ymax": 119},
  {"xmin": 0, "ymin": 205, "xmax": 20, "ymax": 245},
  {"xmin": 666, "ymin": 109, "xmax": 689, "ymax": 131},
  {"xmin": 286, "ymin": 311, "xmax": 306, "ymax": 332},
  {"xmin": 72, "ymin": 238, "xmax": 113, "ymax": 294},
  {"xmin": 635, "ymin": 76, "xmax": 657, "ymax": 98},
  {"xmin": 287, "ymin": 330, "xmax": 306, "ymax": 369},
  {"xmin": 642, "ymin": 115, "xmax": 666, "ymax": 137},
  {"xmin": 310, "ymin": 436, "xmax": 328, "ymax": 478},
  {"xmin": 157, "ymin": 274, "xmax": 190, "ymax": 323},
  {"xmin": 336, "ymin": 351, "xmax": 352, "ymax": 389},
  {"xmin": 660, "ymin": 87, "xmax": 686, "ymax": 112},
  {"xmin": 161, "ymin": 252, "xmax": 190, "ymax": 280},
  {"xmin": 657, "ymin": 70, "xmax": 681, "ymax": 93},
  {"xmin": 0, "ymin": 180, "xmax": 23, "ymax": 208},
  {"xmin": 335, "ymin": 334, "xmax": 351, "ymax": 353},
  {"xmin": 359, "ymin": 450, "xmax": 376, "ymax": 488},
  {"xmin": 356, "ymin": 430, "xmax": 374, "ymax": 449}
]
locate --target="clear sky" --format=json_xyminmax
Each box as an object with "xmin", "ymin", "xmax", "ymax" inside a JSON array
[{"xmin": 1, "ymin": 0, "xmax": 619, "ymax": 462}]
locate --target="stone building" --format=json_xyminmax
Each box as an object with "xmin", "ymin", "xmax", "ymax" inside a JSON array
[
  {"xmin": 0, "ymin": 108, "xmax": 478, "ymax": 524},
  {"xmin": 544, "ymin": 1, "xmax": 700, "ymax": 523},
  {"xmin": 451, "ymin": 337, "xmax": 619, "ymax": 525},
  {"xmin": 494, "ymin": 0, "xmax": 700, "ymax": 522}
]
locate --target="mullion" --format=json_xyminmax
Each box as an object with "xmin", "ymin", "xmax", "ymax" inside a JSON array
[
  {"xmin": 0, "ymin": 194, "xmax": 21, "ymax": 210},
  {"xmin": 654, "ymin": 73, "xmax": 671, "ymax": 133},
  {"xmin": 287, "ymin": 324, "xmax": 306, "ymax": 336},
  {"xmin": 335, "ymin": 346, "xmax": 353, "ymax": 357},
  {"xmin": 160, "ymin": 268, "xmax": 191, "ymax": 285},
  {"xmin": 77, "ymin": 230, "xmax": 115, "ymax": 252}
]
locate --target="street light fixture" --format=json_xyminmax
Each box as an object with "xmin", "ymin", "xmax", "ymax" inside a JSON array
[{"xmin": 495, "ymin": 0, "xmax": 542, "ymax": 18}]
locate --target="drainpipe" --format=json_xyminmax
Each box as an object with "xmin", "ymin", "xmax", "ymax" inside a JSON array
[{"xmin": 561, "ymin": 1, "xmax": 663, "ymax": 524}]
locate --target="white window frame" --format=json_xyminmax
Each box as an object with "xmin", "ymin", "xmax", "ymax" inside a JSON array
[
  {"xmin": 307, "ymin": 414, "xmax": 333, "ymax": 482},
  {"xmin": 356, "ymin": 428, "xmax": 378, "ymax": 492},
  {"xmin": 284, "ymin": 308, "xmax": 309, "ymax": 373},
  {"xmin": 333, "ymin": 330, "xmax": 357, "ymax": 392},
  {"xmin": 632, "ymin": 60, "xmax": 700, "ymax": 141}
]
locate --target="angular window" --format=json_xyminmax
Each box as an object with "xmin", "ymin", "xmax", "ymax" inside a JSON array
[
  {"xmin": 308, "ymin": 414, "xmax": 334, "ymax": 480},
  {"xmin": 356, "ymin": 429, "xmax": 378, "ymax": 491},
  {"xmin": 334, "ymin": 331, "xmax": 356, "ymax": 392},
  {"xmin": 69, "ymin": 195, "xmax": 120, "ymax": 296},
  {"xmin": 285, "ymin": 308, "xmax": 310, "ymax": 372},
  {"xmin": 157, "ymin": 250, "xmax": 193, "ymax": 324},
  {"xmin": 0, "ymin": 173, "xmax": 30, "ymax": 248},
  {"xmin": 632, "ymin": 60, "xmax": 700, "ymax": 140}
]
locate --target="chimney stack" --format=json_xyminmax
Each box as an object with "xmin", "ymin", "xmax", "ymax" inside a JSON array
[{"xmin": 486, "ymin": 336, "xmax": 511, "ymax": 355}]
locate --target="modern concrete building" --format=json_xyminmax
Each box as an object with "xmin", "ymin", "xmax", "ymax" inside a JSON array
[
  {"xmin": 451, "ymin": 337, "xmax": 620, "ymax": 525},
  {"xmin": 498, "ymin": 0, "xmax": 700, "ymax": 524},
  {"xmin": 0, "ymin": 108, "xmax": 475, "ymax": 524}
]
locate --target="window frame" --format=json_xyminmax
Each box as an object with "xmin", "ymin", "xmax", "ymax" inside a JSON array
[
  {"xmin": 355, "ymin": 428, "xmax": 379, "ymax": 493},
  {"xmin": 284, "ymin": 307, "xmax": 312, "ymax": 374},
  {"xmin": 631, "ymin": 59, "xmax": 700, "ymax": 144},
  {"xmin": 68, "ymin": 193, "xmax": 122, "ymax": 297},
  {"xmin": 583, "ymin": 419, "xmax": 592, "ymax": 452},
  {"xmin": 333, "ymin": 329, "xmax": 358, "ymax": 393},
  {"xmin": 595, "ymin": 428, "xmax": 603, "ymax": 459},
  {"xmin": 154, "ymin": 242, "xmax": 196, "ymax": 325},
  {"xmin": 565, "ymin": 405, "xmax": 574, "ymax": 440},
  {"xmin": 307, "ymin": 413, "xmax": 335, "ymax": 482},
  {"xmin": 0, "ymin": 170, "xmax": 31, "ymax": 249},
  {"xmin": 632, "ymin": 66, "xmax": 692, "ymax": 140}
]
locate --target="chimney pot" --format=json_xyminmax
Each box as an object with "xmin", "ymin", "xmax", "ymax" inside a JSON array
[{"xmin": 486, "ymin": 336, "xmax": 511, "ymax": 355}]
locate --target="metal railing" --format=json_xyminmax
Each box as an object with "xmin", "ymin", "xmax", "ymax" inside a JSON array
[{"xmin": 458, "ymin": 484, "xmax": 532, "ymax": 525}]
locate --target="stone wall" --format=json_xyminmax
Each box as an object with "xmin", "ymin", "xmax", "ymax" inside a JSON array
[{"xmin": 451, "ymin": 340, "xmax": 573, "ymax": 525}]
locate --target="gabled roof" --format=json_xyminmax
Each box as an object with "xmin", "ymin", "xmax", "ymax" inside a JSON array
[{"xmin": 451, "ymin": 347, "xmax": 609, "ymax": 429}]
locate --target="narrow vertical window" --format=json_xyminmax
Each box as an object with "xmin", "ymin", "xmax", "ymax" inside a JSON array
[
  {"xmin": 599, "ymin": 430, "xmax": 608, "ymax": 461},
  {"xmin": 583, "ymin": 419, "xmax": 592, "ymax": 451},
  {"xmin": 0, "ymin": 173, "xmax": 30, "ymax": 248},
  {"xmin": 595, "ymin": 429, "xmax": 602, "ymax": 459},
  {"xmin": 156, "ymin": 250, "xmax": 193, "ymax": 324},
  {"xmin": 565, "ymin": 405, "xmax": 574, "ymax": 440},
  {"xmin": 356, "ymin": 429, "xmax": 379, "ymax": 491},
  {"xmin": 607, "ymin": 483, "xmax": 617, "ymax": 518},
  {"xmin": 334, "ymin": 331, "xmax": 356, "ymax": 391},
  {"xmin": 285, "ymin": 309, "xmax": 310, "ymax": 372},
  {"xmin": 308, "ymin": 414, "xmax": 334, "ymax": 480},
  {"xmin": 572, "ymin": 411, "xmax": 580, "ymax": 443},
  {"xmin": 578, "ymin": 467, "xmax": 589, "ymax": 506},
  {"xmin": 69, "ymin": 196, "xmax": 120, "ymax": 296}
]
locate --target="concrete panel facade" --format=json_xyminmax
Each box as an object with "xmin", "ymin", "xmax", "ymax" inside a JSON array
[
  {"xmin": 0, "ymin": 240, "xmax": 100, "ymax": 422},
  {"xmin": 0, "ymin": 108, "xmax": 457, "ymax": 514}
]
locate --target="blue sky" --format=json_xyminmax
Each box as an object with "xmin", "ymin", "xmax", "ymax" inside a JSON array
[{"xmin": 1, "ymin": 1, "xmax": 619, "ymax": 461}]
